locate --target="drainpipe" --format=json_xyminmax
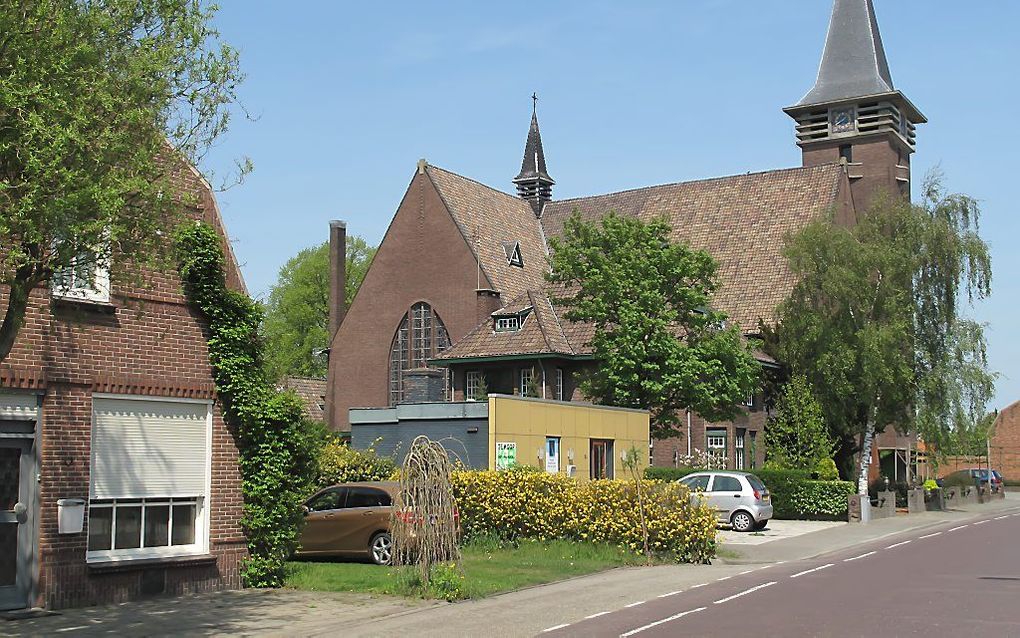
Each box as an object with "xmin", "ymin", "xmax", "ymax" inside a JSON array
[
  {"xmin": 686, "ymin": 409, "xmax": 692, "ymax": 457},
  {"xmin": 538, "ymin": 360, "xmax": 547, "ymax": 399}
]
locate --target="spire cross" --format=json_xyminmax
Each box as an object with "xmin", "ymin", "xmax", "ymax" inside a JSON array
[{"xmin": 531, "ymin": 92, "xmax": 538, "ymax": 113}]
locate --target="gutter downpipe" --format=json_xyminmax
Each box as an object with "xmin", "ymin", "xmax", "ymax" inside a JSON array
[
  {"xmin": 538, "ymin": 360, "xmax": 547, "ymax": 399},
  {"xmin": 686, "ymin": 409, "xmax": 692, "ymax": 457}
]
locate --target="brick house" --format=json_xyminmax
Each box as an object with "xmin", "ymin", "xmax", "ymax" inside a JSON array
[
  {"xmin": 0, "ymin": 158, "xmax": 247, "ymax": 611},
  {"xmin": 326, "ymin": 0, "xmax": 924, "ymax": 473}
]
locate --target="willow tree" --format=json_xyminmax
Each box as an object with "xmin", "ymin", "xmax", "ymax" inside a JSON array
[
  {"xmin": 0, "ymin": 0, "xmax": 245, "ymax": 363},
  {"xmin": 768, "ymin": 174, "xmax": 993, "ymax": 492}
]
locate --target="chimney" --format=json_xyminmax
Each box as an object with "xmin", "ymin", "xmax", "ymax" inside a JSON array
[
  {"xmin": 328, "ymin": 220, "xmax": 347, "ymax": 338},
  {"xmin": 476, "ymin": 289, "xmax": 502, "ymax": 327}
]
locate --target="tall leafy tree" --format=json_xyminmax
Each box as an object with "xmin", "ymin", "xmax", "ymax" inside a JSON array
[
  {"xmin": 764, "ymin": 375, "xmax": 832, "ymax": 470},
  {"xmin": 0, "ymin": 0, "xmax": 245, "ymax": 363},
  {"xmin": 767, "ymin": 175, "xmax": 993, "ymax": 491},
  {"xmin": 262, "ymin": 236, "xmax": 375, "ymax": 380},
  {"xmin": 547, "ymin": 212, "xmax": 760, "ymax": 439}
]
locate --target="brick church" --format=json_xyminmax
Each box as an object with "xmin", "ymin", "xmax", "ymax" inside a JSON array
[{"xmin": 326, "ymin": 0, "xmax": 923, "ymax": 471}]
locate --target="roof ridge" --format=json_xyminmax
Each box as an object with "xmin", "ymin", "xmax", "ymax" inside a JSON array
[
  {"xmin": 544, "ymin": 292, "xmax": 575, "ymax": 355},
  {"xmin": 549, "ymin": 163, "xmax": 843, "ymax": 205},
  {"xmin": 426, "ymin": 164, "xmax": 529, "ymax": 206}
]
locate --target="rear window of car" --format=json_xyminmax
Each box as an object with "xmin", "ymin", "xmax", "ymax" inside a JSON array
[
  {"xmin": 345, "ymin": 487, "xmax": 392, "ymax": 508},
  {"xmin": 746, "ymin": 475, "xmax": 767, "ymax": 492}
]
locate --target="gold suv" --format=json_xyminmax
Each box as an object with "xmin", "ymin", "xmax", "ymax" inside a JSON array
[{"xmin": 296, "ymin": 481, "xmax": 398, "ymax": 565}]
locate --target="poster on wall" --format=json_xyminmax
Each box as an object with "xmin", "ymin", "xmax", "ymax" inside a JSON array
[{"xmin": 496, "ymin": 442, "xmax": 517, "ymax": 470}]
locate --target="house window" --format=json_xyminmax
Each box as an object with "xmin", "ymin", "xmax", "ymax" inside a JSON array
[
  {"xmin": 839, "ymin": 144, "xmax": 853, "ymax": 164},
  {"xmin": 388, "ymin": 302, "xmax": 451, "ymax": 405},
  {"xmin": 52, "ymin": 250, "xmax": 110, "ymax": 303},
  {"xmin": 495, "ymin": 316, "xmax": 521, "ymax": 332},
  {"xmin": 466, "ymin": 371, "xmax": 484, "ymax": 401},
  {"xmin": 519, "ymin": 367, "xmax": 536, "ymax": 397},
  {"xmin": 555, "ymin": 368, "xmax": 564, "ymax": 401},
  {"xmin": 706, "ymin": 429, "xmax": 727, "ymax": 468},
  {"xmin": 749, "ymin": 431, "xmax": 758, "ymax": 470},
  {"xmin": 743, "ymin": 392, "xmax": 755, "ymax": 410},
  {"xmin": 735, "ymin": 429, "xmax": 746, "ymax": 471},
  {"xmin": 87, "ymin": 397, "xmax": 211, "ymax": 562},
  {"xmin": 504, "ymin": 241, "xmax": 524, "ymax": 268}
]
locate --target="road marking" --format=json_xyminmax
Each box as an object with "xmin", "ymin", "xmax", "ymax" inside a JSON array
[
  {"xmin": 886, "ymin": 540, "xmax": 912, "ymax": 549},
  {"xmin": 947, "ymin": 525, "xmax": 968, "ymax": 532},
  {"xmin": 690, "ymin": 583, "xmax": 708, "ymax": 588},
  {"xmin": 713, "ymin": 581, "xmax": 776, "ymax": 604},
  {"xmin": 738, "ymin": 569, "xmax": 754, "ymax": 575},
  {"xmin": 619, "ymin": 607, "xmax": 708, "ymax": 637},
  {"xmin": 974, "ymin": 520, "xmax": 988, "ymax": 525},
  {"xmin": 625, "ymin": 601, "xmax": 646, "ymax": 608},
  {"xmin": 657, "ymin": 591, "xmax": 682, "ymax": 598},
  {"xmin": 717, "ymin": 576, "xmax": 732, "ymax": 581},
  {"xmin": 919, "ymin": 531, "xmax": 942, "ymax": 539},
  {"xmin": 790, "ymin": 563, "xmax": 834, "ymax": 578},
  {"xmin": 995, "ymin": 515, "xmax": 1009, "ymax": 520},
  {"xmin": 844, "ymin": 551, "xmax": 876, "ymax": 562},
  {"xmin": 542, "ymin": 623, "xmax": 570, "ymax": 633},
  {"xmin": 56, "ymin": 627, "xmax": 89, "ymax": 633},
  {"xmin": 585, "ymin": 612, "xmax": 611, "ymax": 619}
]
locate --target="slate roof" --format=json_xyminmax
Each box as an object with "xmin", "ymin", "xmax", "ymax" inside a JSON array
[
  {"xmin": 513, "ymin": 110, "xmax": 554, "ymax": 184},
  {"xmin": 281, "ymin": 377, "xmax": 327, "ymax": 422},
  {"xmin": 541, "ymin": 164, "xmax": 848, "ymax": 330},
  {"xmin": 425, "ymin": 165, "xmax": 548, "ymax": 300},
  {"xmin": 797, "ymin": 0, "xmax": 893, "ymax": 106}
]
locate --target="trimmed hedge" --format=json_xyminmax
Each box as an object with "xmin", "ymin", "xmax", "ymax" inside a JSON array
[
  {"xmin": 451, "ymin": 471, "xmax": 718, "ymax": 564},
  {"xmin": 643, "ymin": 466, "xmax": 854, "ymax": 520}
]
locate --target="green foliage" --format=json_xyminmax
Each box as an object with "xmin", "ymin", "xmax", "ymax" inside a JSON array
[
  {"xmin": 0, "ymin": 0, "xmax": 245, "ymax": 363},
  {"xmin": 643, "ymin": 467, "xmax": 702, "ymax": 481},
  {"xmin": 764, "ymin": 376, "xmax": 832, "ymax": 470},
  {"xmin": 814, "ymin": 458, "xmax": 840, "ymax": 481},
  {"xmin": 766, "ymin": 175, "xmax": 995, "ymax": 484},
  {"xmin": 316, "ymin": 439, "xmax": 397, "ymax": 486},
  {"xmin": 452, "ymin": 471, "xmax": 717, "ymax": 563},
  {"xmin": 547, "ymin": 212, "xmax": 761, "ymax": 438},
  {"xmin": 262, "ymin": 237, "xmax": 375, "ymax": 380},
  {"xmin": 174, "ymin": 222, "xmax": 320, "ymax": 588},
  {"xmin": 923, "ymin": 479, "xmax": 939, "ymax": 492}
]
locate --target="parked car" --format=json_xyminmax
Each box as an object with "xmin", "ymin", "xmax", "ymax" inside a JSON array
[
  {"xmin": 939, "ymin": 469, "xmax": 1004, "ymax": 493},
  {"xmin": 678, "ymin": 471, "xmax": 773, "ymax": 532},
  {"xmin": 296, "ymin": 481, "xmax": 398, "ymax": 565}
]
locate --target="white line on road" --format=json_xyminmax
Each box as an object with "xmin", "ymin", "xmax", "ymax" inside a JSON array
[
  {"xmin": 713, "ymin": 582, "xmax": 776, "ymax": 604},
  {"xmin": 657, "ymin": 591, "xmax": 682, "ymax": 598},
  {"xmin": 542, "ymin": 623, "xmax": 571, "ymax": 633},
  {"xmin": 716, "ymin": 576, "xmax": 731, "ymax": 581},
  {"xmin": 844, "ymin": 551, "xmax": 876, "ymax": 562},
  {"xmin": 625, "ymin": 601, "xmax": 646, "ymax": 608},
  {"xmin": 974, "ymin": 520, "xmax": 988, "ymax": 525},
  {"xmin": 947, "ymin": 525, "xmax": 968, "ymax": 532},
  {"xmin": 690, "ymin": 583, "xmax": 708, "ymax": 588},
  {"xmin": 995, "ymin": 515, "xmax": 1009, "ymax": 520},
  {"xmin": 790, "ymin": 563, "xmax": 834, "ymax": 578},
  {"xmin": 738, "ymin": 569, "xmax": 754, "ymax": 575},
  {"xmin": 886, "ymin": 540, "xmax": 912, "ymax": 549},
  {"xmin": 919, "ymin": 531, "xmax": 942, "ymax": 539},
  {"xmin": 619, "ymin": 607, "xmax": 708, "ymax": 637},
  {"xmin": 56, "ymin": 628, "xmax": 90, "ymax": 634},
  {"xmin": 585, "ymin": 612, "xmax": 611, "ymax": 619}
]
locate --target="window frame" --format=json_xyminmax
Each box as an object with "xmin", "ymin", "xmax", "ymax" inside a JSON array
[
  {"xmin": 52, "ymin": 249, "xmax": 111, "ymax": 304},
  {"xmin": 86, "ymin": 395, "xmax": 212, "ymax": 564},
  {"xmin": 519, "ymin": 367, "xmax": 536, "ymax": 397},
  {"xmin": 706, "ymin": 429, "xmax": 727, "ymax": 468},
  {"xmin": 466, "ymin": 370, "xmax": 483, "ymax": 401},
  {"xmin": 555, "ymin": 368, "xmax": 564, "ymax": 401},
  {"xmin": 734, "ymin": 429, "xmax": 746, "ymax": 471},
  {"xmin": 388, "ymin": 302, "xmax": 451, "ymax": 405}
]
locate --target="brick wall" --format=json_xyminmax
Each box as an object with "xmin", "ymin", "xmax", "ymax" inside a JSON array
[
  {"xmin": 940, "ymin": 401, "xmax": 1020, "ymax": 481},
  {"xmin": 650, "ymin": 409, "xmax": 767, "ymax": 471},
  {"xmin": 0, "ymin": 156, "xmax": 245, "ymax": 609}
]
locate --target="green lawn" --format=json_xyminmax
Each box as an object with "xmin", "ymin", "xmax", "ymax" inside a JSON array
[{"xmin": 285, "ymin": 538, "xmax": 648, "ymax": 600}]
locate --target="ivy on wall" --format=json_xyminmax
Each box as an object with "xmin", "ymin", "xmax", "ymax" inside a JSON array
[{"xmin": 174, "ymin": 221, "xmax": 319, "ymax": 587}]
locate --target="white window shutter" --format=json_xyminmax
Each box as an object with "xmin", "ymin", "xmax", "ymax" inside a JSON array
[{"xmin": 91, "ymin": 398, "xmax": 209, "ymax": 499}]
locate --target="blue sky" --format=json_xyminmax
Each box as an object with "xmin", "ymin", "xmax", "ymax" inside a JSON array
[{"xmin": 203, "ymin": 1, "xmax": 1019, "ymax": 411}]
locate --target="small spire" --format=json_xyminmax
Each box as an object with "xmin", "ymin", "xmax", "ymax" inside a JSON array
[
  {"xmin": 513, "ymin": 93, "xmax": 554, "ymax": 215},
  {"xmin": 797, "ymin": 0, "xmax": 894, "ymax": 106}
]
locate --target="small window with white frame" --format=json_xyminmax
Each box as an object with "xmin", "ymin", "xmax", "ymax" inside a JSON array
[
  {"xmin": 466, "ymin": 370, "xmax": 484, "ymax": 401},
  {"xmin": 519, "ymin": 367, "xmax": 536, "ymax": 397},
  {"xmin": 706, "ymin": 429, "xmax": 727, "ymax": 467},
  {"xmin": 734, "ymin": 429, "xmax": 746, "ymax": 470},
  {"xmin": 555, "ymin": 368, "xmax": 564, "ymax": 401},
  {"xmin": 494, "ymin": 316, "xmax": 521, "ymax": 332},
  {"xmin": 52, "ymin": 250, "xmax": 110, "ymax": 303}
]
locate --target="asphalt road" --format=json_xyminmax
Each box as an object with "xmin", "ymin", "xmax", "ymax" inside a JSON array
[{"xmin": 545, "ymin": 511, "xmax": 1020, "ymax": 638}]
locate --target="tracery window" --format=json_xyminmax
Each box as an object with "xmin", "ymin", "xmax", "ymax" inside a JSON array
[{"xmin": 389, "ymin": 302, "xmax": 451, "ymax": 405}]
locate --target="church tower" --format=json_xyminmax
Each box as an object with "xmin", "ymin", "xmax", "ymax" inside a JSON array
[
  {"xmin": 513, "ymin": 94, "xmax": 554, "ymax": 215},
  {"xmin": 785, "ymin": 0, "xmax": 925, "ymax": 209}
]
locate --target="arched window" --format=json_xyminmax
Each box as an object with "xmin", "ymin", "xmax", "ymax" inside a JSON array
[{"xmin": 389, "ymin": 302, "xmax": 451, "ymax": 405}]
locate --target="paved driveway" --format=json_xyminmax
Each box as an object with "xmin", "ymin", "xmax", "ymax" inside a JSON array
[{"xmin": 717, "ymin": 519, "xmax": 845, "ymax": 545}]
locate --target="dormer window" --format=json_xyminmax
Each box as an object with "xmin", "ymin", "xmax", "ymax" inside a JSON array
[
  {"xmin": 503, "ymin": 241, "xmax": 524, "ymax": 268},
  {"xmin": 493, "ymin": 307, "xmax": 531, "ymax": 333}
]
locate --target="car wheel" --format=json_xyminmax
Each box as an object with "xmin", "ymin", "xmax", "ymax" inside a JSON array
[
  {"xmin": 731, "ymin": 510, "xmax": 755, "ymax": 533},
  {"xmin": 370, "ymin": 532, "xmax": 393, "ymax": 565}
]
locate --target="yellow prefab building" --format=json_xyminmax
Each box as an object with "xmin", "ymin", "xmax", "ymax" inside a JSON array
[
  {"xmin": 487, "ymin": 395, "xmax": 649, "ymax": 480},
  {"xmin": 350, "ymin": 394, "xmax": 649, "ymax": 480}
]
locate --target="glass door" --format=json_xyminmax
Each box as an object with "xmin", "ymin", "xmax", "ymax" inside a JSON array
[{"xmin": 0, "ymin": 439, "xmax": 32, "ymax": 611}]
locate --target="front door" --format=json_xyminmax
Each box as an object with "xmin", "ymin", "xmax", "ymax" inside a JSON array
[
  {"xmin": 545, "ymin": 437, "xmax": 560, "ymax": 474},
  {"xmin": 0, "ymin": 438, "xmax": 34, "ymax": 611},
  {"xmin": 590, "ymin": 439, "xmax": 614, "ymax": 480}
]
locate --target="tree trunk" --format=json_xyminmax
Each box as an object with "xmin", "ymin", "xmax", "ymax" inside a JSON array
[
  {"xmin": 833, "ymin": 434, "xmax": 858, "ymax": 481},
  {"xmin": 857, "ymin": 426, "xmax": 875, "ymax": 496},
  {"xmin": 0, "ymin": 275, "xmax": 34, "ymax": 364}
]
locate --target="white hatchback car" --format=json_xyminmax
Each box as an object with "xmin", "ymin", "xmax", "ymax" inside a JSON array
[{"xmin": 679, "ymin": 471, "xmax": 773, "ymax": 532}]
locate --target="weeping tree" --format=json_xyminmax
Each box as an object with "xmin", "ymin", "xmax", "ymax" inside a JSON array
[
  {"xmin": 767, "ymin": 174, "xmax": 994, "ymax": 494},
  {"xmin": 391, "ymin": 436, "xmax": 460, "ymax": 584}
]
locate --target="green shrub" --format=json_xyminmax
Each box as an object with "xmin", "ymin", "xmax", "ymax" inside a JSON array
[
  {"xmin": 452, "ymin": 471, "xmax": 717, "ymax": 564},
  {"xmin": 923, "ymin": 479, "xmax": 939, "ymax": 491},
  {"xmin": 643, "ymin": 466, "xmax": 702, "ymax": 481},
  {"xmin": 814, "ymin": 458, "xmax": 839, "ymax": 481},
  {"xmin": 316, "ymin": 440, "xmax": 396, "ymax": 487}
]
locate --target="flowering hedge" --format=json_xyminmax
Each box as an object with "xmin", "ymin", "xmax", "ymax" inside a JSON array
[
  {"xmin": 315, "ymin": 440, "xmax": 396, "ymax": 488},
  {"xmin": 450, "ymin": 471, "xmax": 717, "ymax": 564}
]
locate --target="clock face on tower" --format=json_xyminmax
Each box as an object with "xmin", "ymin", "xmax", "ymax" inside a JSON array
[{"xmin": 831, "ymin": 108, "xmax": 855, "ymax": 134}]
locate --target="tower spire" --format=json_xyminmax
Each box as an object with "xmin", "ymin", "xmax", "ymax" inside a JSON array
[{"xmin": 513, "ymin": 93, "xmax": 554, "ymax": 215}]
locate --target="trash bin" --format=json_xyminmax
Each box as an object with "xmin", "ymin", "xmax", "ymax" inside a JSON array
[{"xmin": 57, "ymin": 498, "xmax": 86, "ymax": 534}]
